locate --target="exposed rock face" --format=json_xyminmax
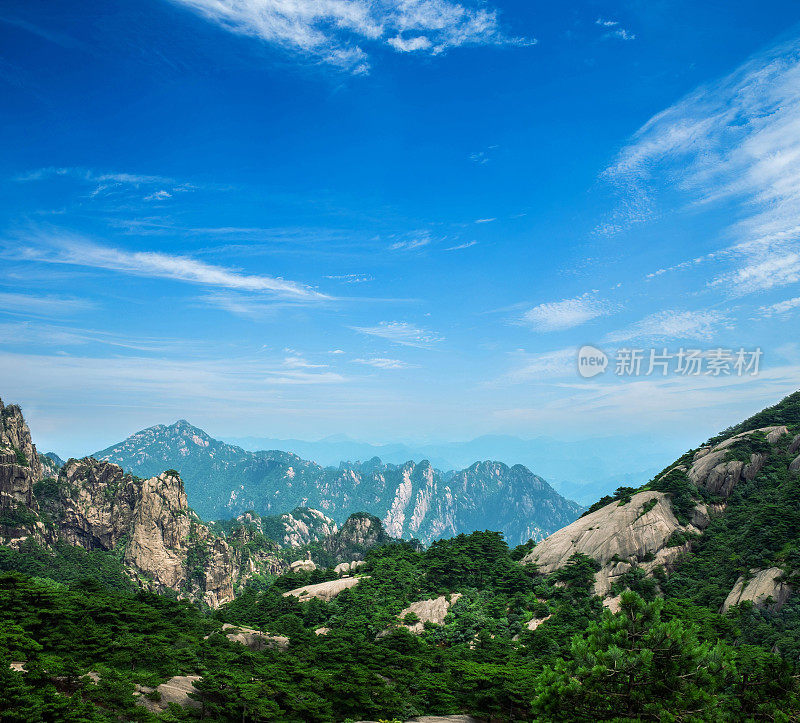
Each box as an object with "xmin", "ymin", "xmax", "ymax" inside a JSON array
[
  {"xmin": 0, "ymin": 400, "xmax": 288, "ymax": 609},
  {"xmin": 722, "ymin": 568, "xmax": 792, "ymax": 612},
  {"xmin": 682, "ymin": 426, "xmax": 787, "ymax": 498},
  {"xmin": 277, "ymin": 508, "xmax": 337, "ymax": 546},
  {"xmin": 398, "ymin": 593, "xmax": 462, "ymax": 634},
  {"xmin": 96, "ymin": 421, "xmax": 583, "ymax": 545},
  {"xmin": 334, "ymin": 560, "xmax": 367, "ymax": 576},
  {"xmin": 0, "ymin": 399, "xmax": 42, "ymax": 514},
  {"xmin": 321, "ymin": 513, "xmax": 393, "ymax": 563},
  {"xmin": 137, "ymin": 675, "xmax": 202, "ymax": 713},
  {"xmin": 289, "ymin": 558, "xmax": 317, "ymax": 573},
  {"xmin": 234, "ymin": 507, "xmax": 338, "ymax": 547},
  {"xmin": 282, "ymin": 576, "xmax": 364, "ymax": 602},
  {"xmin": 220, "ymin": 623, "xmax": 289, "ymax": 651},
  {"xmin": 521, "ymin": 492, "xmax": 708, "ymax": 597},
  {"xmin": 38, "ymin": 453, "xmax": 63, "ymax": 480}
]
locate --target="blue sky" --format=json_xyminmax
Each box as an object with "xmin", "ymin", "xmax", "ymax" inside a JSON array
[{"xmin": 2, "ymin": 0, "xmax": 800, "ymax": 474}]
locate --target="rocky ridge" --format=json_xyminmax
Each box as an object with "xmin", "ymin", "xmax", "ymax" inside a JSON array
[
  {"xmin": 0, "ymin": 398, "xmax": 290, "ymax": 607},
  {"xmin": 522, "ymin": 415, "xmax": 800, "ymax": 612},
  {"xmin": 96, "ymin": 421, "xmax": 584, "ymax": 545}
]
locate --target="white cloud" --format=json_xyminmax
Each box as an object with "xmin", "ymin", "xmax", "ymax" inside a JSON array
[
  {"xmin": 759, "ymin": 296, "xmax": 800, "ymax": 317},
  {"xmin": 387, "ymin": 35, "xmax": 432, "ymax": 52},
  {"xmin": 608, "ymin": 28, "xmax": 635, "ymax": 41},
  {"xmin": 353, "ymin": 357, "xmax": 414, "ymax": 369},
  {"xmin": 389, "ymin": 231, "xmax": 433, "ymax": 251},
  {"xmin": 0, "ymin": 291, "xmax": 94, "ymax": 318},
  {"xmin": 500, "ymin": 347, "xmax": 576, "ymax": 383},
  {"xmin": 605, "ymin": 309, "xmax": 727, "ymax": 343},
  {"xmin": 10, "ymin": 230, "xmax": 329, "ymax": 301},
  {"xmin": 324, "ymin": 273, "xmax": 373, "ymax": 283},
  {"xmin": 444, "ymin": 240, "xmax": 477, "ymax": 251},
  {"xmin": 521, "ymin": 293, "xmax": 609, "ymax": 332},
  {"xmin": 595, "ymin": 17, "xmax": 634, "ymax": 40},
  {"xmin": 474, "ymin": 217, "xmax": 495, "ymax": 224},
  {"xmin": 351, "ymin": 320, "xmax": 443, "ymax": 347},
  {"xmin": 144, "ymin": 190, "xmax": 172, "ymax": 201},
  {"xmin": 17, "ymin": 167, "xmax": 194, "ymax": 202},
  {"xmin": 604, "ymin": 35, "xmax": 800, "ymax": 294},
  {"xmin": 168, "ymin": 0, "xmax": 525, "ymax": 73}
]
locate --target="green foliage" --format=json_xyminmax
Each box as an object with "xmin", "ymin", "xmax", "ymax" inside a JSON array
[
  {"xmin": 532, "ymin": 591, "xmax": 798, "ymax": 721},
  {"xmin": 582, "ymin": 486, "xmax": 638, "ymax": 517},
  {"xmin": 510, "ymin": 538, "xmax": 535, "ymax": 561},
  {"xmin": 636, "ymin": 497, "xmax": 658, "ymax": 519},
  {"xmin": 725, "ymin": 431, "xmax": 772, "ymax": 462},
  {"xmin": 424, "ymin": 531, "xmax": 535, "ymax": 593},
  {"xmin": 13, "ymin": 447, "xmax": 29, "ymax": 466},
  {"xmin": 32, "ymin": 477, "xmax": 61, "ymax": 500},
  {"xmin": 648, "ymin": 468, "xmax": 698, "ymax": 525},
  {"xmin": 0, "ymin": 503, "xmax": 38, "ymax": 528},
  {"xmin": 0, "ymin": 541, "xmax": 138, "ymax": 593}
]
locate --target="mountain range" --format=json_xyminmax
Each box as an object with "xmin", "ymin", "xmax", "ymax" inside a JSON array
[
  {"xmin": 94, "ymin": 420, "xmax": 583, "ymax": 545},
  {"xmin": 222, "ymin": 432, "xmax": 674, "ymax": 504}
]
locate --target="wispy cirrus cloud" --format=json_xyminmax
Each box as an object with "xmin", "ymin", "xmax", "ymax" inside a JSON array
[
  {"xmin": 521, "ymin": 293, "xmax": 610, "ymax": 332},
  {"xmin": 351, "ymin": 320, "xmax": 443, "ymax": 347},
  {"xmin": 444, "ymin": 240, "xmax": 477, "ymax": 251},
  {"xmin": 388, "ymin": 230, "xmax": 434, "ymax": 252},
  {"xmin": 168, "ymin": 0, "xmax": 528, "ymax": 74},
  {"xmin": 325, "ymin": 273, "xmax": 373, "ymax": 283},
  {"xmin": 595, "ymin": 18, "xmax": 635, "ymax": 41},
  {"xmin": 604, "ymin": 35, "xmax": 800, "ymax": 295},
  {"xmin": 9, "ymin": 230, "xmax": 329, "ymax": 301},
  {"xmin": 0, "ymin": 291, "xmax": 95, "ymax": 318},
  {"xmin": 605, "ymin": 309, "xmax": 728, "ymax": 343},
  {"xmin": 759, "ymin": 296, "xmax": 800, "ymax": 317},
  {"xmin": 353, "ymin": 356, "xmax": 414, "ymax": 369},
  {"xmin": 17, "ymin": 166, "xmax": 193, "ymax": 201},
  {"xmin": 498, "ymin": 347, "xmax": 575, "ymax": 383}
]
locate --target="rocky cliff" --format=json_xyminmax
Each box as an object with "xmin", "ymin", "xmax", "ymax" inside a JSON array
[
  {"xmin": 0, "ymin": 399, "xmax": 41, "ymax": 515},
  {"xmin": 0, "ymin": 397, "xmax": 289, "ymax": 607},
  {"xmin": 96, "ymin": 421, "xmax": 583, "ymax": 544},
  {"xmin": 522, "ymin": 393, "xmax": 800, "ymax": 613}
]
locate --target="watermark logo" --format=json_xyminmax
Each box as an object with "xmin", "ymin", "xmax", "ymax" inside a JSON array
[
  {"xmin": 577, "ymin": 345, "xmax": 609, "ymax": 378},
  {"xmin": 577, "ymin": 346, "xmax": 763, "ymax": 379}
]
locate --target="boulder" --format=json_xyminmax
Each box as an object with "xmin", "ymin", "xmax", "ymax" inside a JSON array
[
  {"xmin": 521, "ymin": 491, "xmax": 705, "ymax": 597},
  {"xmin": 289, "ymin": 559, "xmax": 317, "ymax": 573},
  {"xmin": 137, "ymin": 675, "xmax": 202, "ymax": 713},
  {"xmin": 722, "ymin": 568, "xmax": 792, "ymax": 612},
  {"xmin": 220, "ymin": 623, "xmax": 289, "ymax": 651},
  {"xmin": 334, "ymin": 560, "xmax": 366, "ymax": 576},
  {"xmin": 398, "ymin": 594, "xmax": 462, "ymax": 634},
  {"xmin": 282, "ymin": 575, "xmax": 365, "ymax": 602}
]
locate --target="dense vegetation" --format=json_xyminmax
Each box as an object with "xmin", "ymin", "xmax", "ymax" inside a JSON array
[
  {"xmin": 4, "ymin": 391, "xmax": 800, "ymax": 721},
  {"xmin": 1, "ymin": 526, "xmax": 799, "ymax": 721}
]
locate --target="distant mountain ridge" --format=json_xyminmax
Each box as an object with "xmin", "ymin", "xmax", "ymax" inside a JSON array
[
  {"xmin": 222, "ymin": 432, "xmax": 674, "ymax": 504},
  {"xmin": 95, "ymin": 420, "xmax": 583, "ymax": 545}
]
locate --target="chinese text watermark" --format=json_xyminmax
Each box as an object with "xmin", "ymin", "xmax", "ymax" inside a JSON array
[{"xmin": 577, "ymin": 345, "xmax": 762, "ymax": 379}]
